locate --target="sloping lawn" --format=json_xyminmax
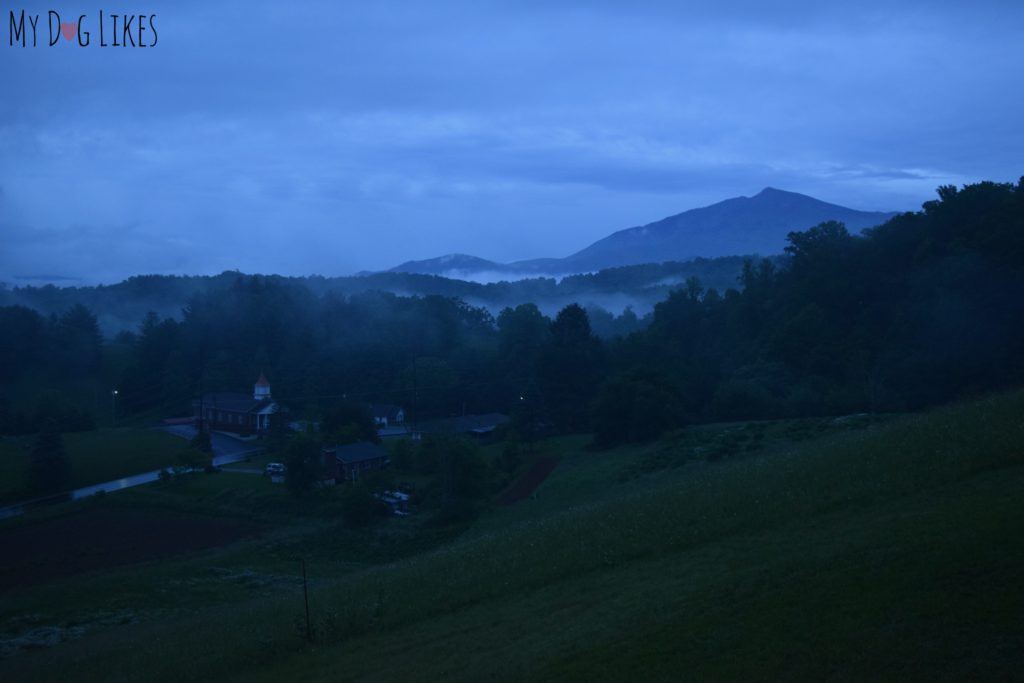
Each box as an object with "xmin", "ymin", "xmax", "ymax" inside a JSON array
[
  {"xmin": 1, "ymin": 390, "xmax": 1022, "ymax": 681},
  {"xmin": 0, "ymin": 428, "xmax": 187, "ymax": 504}
]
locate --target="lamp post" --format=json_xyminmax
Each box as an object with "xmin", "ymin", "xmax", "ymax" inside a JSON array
[{"xmin": 111, "ymin": 389, "xmax": 118, "ymax": 428}]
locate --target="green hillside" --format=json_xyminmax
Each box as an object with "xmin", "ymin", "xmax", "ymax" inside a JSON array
[
  {"xmin": 2, "ymin": 390, "xmax": 1023, "ymax": 681},
  {"xmin": 248, "ymin": 391, "xmax": 1024, "ymax": 682}
]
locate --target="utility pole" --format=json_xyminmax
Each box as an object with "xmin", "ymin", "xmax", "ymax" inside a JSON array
[
  {"xmin": 302, "ymin": 559, "xmax": 312, "ymax": 643},
  {"xmin": 111, "ymin": 389, "xmax": 118, "ymax": 428},
  {"xmin": 197, "ymin": 343, "xmax": 205, "ymax": 434},
  {"xmin": 411, "ymin": 353, "xmax": 419, "ymax": 440}
]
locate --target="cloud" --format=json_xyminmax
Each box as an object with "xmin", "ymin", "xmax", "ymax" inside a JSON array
[{"xmin": 0, "ymin": 1, "xmax": 1021, "ymax": 283}]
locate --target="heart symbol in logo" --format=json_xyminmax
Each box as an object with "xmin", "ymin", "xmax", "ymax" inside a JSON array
[{"xmin": 60, "ymin": 23, "xmax": 77, "ymax": 42}]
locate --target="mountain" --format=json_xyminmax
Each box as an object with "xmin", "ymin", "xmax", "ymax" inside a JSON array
[
  {"xmin": 389, "ymin": 188, "xmax": 899, "ymax": 277},
  {"xmin": 543, "ymin": 187, "xmax": 898, "ymax": 271},
  {"xmin": 388, "ymin": 254, "xmax": 512, "ymax": 277}
]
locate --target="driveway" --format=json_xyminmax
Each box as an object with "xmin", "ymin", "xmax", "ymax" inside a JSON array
[{"xmin": 161, "ymin": 425, "xmax": 265, "ymax": 466}]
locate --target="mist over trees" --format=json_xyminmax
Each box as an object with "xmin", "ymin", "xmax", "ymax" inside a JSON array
[
  {"xmin": 1, "ymin": 179, "xmax": 1022, "ymax": 447},
  {"xmin": 0, "ymin": 257, "xmax": 757, "ymax": 338}
]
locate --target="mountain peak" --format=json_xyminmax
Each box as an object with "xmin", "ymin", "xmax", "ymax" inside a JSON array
[
  {"xmin": 388, "ymin": 253, "xmax": 504, "ymax": 275},
  {"xmin": 388, "ymin": 188, "xmax": 899, "ymax": 277},
  {"xmin": 561, "ymin": 188, "xmax": 897, "ymax": 269},
  {"xmin": 752, "ymin": 187, "xmax": 796, "ymax": 199}
]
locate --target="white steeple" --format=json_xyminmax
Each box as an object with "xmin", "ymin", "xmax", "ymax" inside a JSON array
[{"xmin": 254, "ymin": 372, "xmax": 271, "ymax": 400}]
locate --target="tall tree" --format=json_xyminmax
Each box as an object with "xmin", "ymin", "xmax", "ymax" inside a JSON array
[
  {"xmin": 55, "ymin": 304, "xmax": 103, "ymax": 377},
  {"xmin": 29, "ymin": 422, "xmax": 70, "ymax": 493},
  {"xmin": 538, "ymin": 304, "xmax": 605, "ymax": 431},
  {"xmin": 321, "ymin": 402, "xmax": 379, "ymax": 445}
]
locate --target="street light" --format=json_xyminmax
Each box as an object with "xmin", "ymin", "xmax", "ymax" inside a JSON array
[{"xmin": 111, "ymin": 389, "xmax": 118, "ymax": 427}]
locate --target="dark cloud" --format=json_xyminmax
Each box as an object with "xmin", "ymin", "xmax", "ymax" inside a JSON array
[{"xmin": 1, "ymin": 0, "xmax": 1021, "ymax": 283}]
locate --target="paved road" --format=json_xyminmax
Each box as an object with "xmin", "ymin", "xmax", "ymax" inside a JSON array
[
  {"xmin": 221, "ymin": 467, "xmax": 263, "ymax": 475},
  {"xmin": 0, "ymin": 428, "xmax": 265, "ymax": 520},
  {"xmin": 161, "ymin": 425, "xmax": 263, "ymax": 466}
]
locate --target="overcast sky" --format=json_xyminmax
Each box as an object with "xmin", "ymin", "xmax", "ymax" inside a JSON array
[{"xmin": 1, "ymin": 0, "xmax": 1022, "ymax": 284}]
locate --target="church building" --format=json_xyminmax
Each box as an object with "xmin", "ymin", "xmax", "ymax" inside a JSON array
[{"xmin": 194, "ymin": 372, "xmax": 281, "ymax": 435}]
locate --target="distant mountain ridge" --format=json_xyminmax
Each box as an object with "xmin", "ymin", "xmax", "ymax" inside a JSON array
[
  {"xmin": 390, "ymin": 188, "xmax": 898, "ymax": 277},
  {"xmin": 389, "ymin": 254, "xmax": 511, "ymax": 277}
]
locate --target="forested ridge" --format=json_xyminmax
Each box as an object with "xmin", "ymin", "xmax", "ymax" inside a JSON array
[
  {"xmin": 0, "ymin": 257, "xmax": 755, "ymax": 338},
  {"xmin": 1, "ymin": 179, "xmax": 1022, "ymax": 445}
]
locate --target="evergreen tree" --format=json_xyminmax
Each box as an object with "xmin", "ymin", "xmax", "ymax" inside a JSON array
[
  {"xmin": 284, "ymin": 435, "xmax": 323, "ymax": 495},
  {"xmin": 29, "ymin": 422, "xmax": 70, "ymax": 492},
  {"xmin": 538, "ymin": 304, "xmax": 605, "ymax": 431}
]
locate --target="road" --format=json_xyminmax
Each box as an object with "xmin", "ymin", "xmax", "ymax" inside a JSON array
[
  {"xmin": 161, "ymin": 425, "xmax": 263, "ymax": 466},
  {"xmin": 0, "ymin": 428, "xmax": 265, "ymax": 520}
]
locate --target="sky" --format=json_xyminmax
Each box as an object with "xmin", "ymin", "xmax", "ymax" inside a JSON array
[{"xmin": 1, "ymin": 0, "xmax": 1022, "ymax": 284}]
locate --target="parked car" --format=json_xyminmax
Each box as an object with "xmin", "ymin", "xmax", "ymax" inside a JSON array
[{"xmin": 264, "ymin": 462, "xmax": 286, "ymax": 477}]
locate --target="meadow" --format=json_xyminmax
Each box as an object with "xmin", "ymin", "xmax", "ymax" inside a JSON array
[
  {"xmin": 0, "ymin": 427, "xmax": 188, "ymax": 505},
  {"xmin": 1, "ymin": 390, "xmax": 1022, "ymax": 681}
]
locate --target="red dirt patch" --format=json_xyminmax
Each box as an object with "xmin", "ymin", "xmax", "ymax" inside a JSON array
[
  {"xmin": 497, "ymin": 457, "xmax": 559, "ymax": 505},
  {"xmin": 0, "ymin": 508, "xmax": 258, "ymax": 591}
]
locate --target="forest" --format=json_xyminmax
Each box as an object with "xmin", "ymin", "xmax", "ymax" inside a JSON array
[
  {"xmin": 0, "ymin": 256, "xmax": 755, "ymax": 338},
  {"xmin": 1, "ymin": 178, "xmax": 1022, "ymax": 449}
]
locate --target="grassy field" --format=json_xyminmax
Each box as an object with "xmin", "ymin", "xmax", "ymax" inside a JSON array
[
  {"xmin": 0, "ymin": 428, "xmax": 188, "ymax": 504},
  {"xmin": 1, "ymin": 391, "xmax": 1022, "ymax": 681}
]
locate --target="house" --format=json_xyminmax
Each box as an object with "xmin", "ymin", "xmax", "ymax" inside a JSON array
[
  {"xmin": 416, "ymin": 413, "xmax": 510, "ymax": 438},
  {"xmin": 369, "ymin": 404, "xmax": 405, "ymax": 428},
  {"xmin": 377, "ymin": 424, "xmax": 412, "ymax": 439},
  {"xmin": 322, "ymin": 441, "xmax": 390, "ymax": 482},
  {"xmin": 194, "ymin": 372, "xmax": 282, "ymax": 435}
]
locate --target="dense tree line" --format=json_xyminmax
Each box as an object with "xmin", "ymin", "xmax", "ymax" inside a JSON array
[
  {"xmin": 598, "ymin": 179, "xmax": 1024, "ymax": 443},
  {"xmin": 1, "ymin": 178, "xmax": 1022, "ymax": 449},
  {"xmin": 0, "ymin": 304, "xmax": 101, "ymax": 434}
]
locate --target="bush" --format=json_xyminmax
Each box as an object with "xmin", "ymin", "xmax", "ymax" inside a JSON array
[
  {"xmin": 391, "ymin": 439, "xmax": 414, "ymax": 471},
  {"xmin": 190, "ymin": 429, "xmax": 212, "ymax": 453},
  {"xmin": 501, "ymin": 432, "xmax": 522, "ymax": 475},
  {"xmin": 591, "ymin": 373, "xmax": 685, "ymax": 448},
  {"xmin": 340, "ymin": 482, "xmax": 381, "ymax": 527},
  {"xmin": 285, "ymin": 435, "xmax": 325, "ymax": 495}
]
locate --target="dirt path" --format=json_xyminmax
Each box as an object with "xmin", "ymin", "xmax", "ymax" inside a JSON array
[{"xmin": 497, "ymin": 457, "xmax": 559, "ymax": 505}]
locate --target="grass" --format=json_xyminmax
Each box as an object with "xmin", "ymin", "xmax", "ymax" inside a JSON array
[
  {"xmin": 0, "ymin": 470, "xmax": 458, "ymax": 637},
  {"xmin": 246, "ymin": 467, "xmax": 1022, "ymax": 682},
  {"xmin": 0, "ymin": 428, "xmax": 188, "ymax": 504},
  {"xmin": 1, "ymin": 390, "xmax": 1023, "ymax": 681}
]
